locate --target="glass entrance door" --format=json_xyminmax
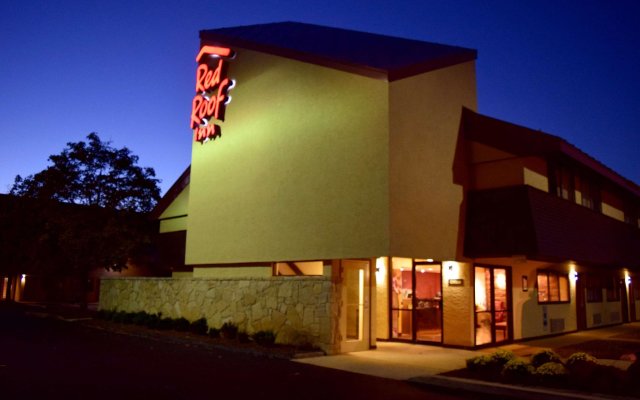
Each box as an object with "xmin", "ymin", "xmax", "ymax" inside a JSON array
[
  {"xmin": 390, "ymin": 258, "xmax": 442, "ymax": 343},
  {"xmin": 414, "ymin": 261, "xmax": 442, "ymax": 343},
  {"xmin": 474, "ymin": 266, "xmax": 511, "ymax": 346}
]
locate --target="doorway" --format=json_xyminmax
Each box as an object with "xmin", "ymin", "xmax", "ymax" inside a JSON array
[
  {"xmin": 390, "ymin": 258, "xmax": 442, "ymax": 344},
  {"xmin": 340, "ymin": 259, "xmax": 370, "ymax": 353},
  {"xmin": 474, "ymin": 265, "xmax": 511, "ymax": 346}
]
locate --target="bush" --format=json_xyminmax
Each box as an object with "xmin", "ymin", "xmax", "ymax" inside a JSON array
[
  {"xmin": 173, "ymin": 317, "xmax": 191, "ymax": 331},
  {"xmin": 530, "ymin": 349, "xmax": 562, "ymax": 368},
  {"xmin": 131, "ymin": 311, "xmax": 150, "ymax": 326},
  {"xmin": 501, "ymin": 358, "xmax": 534, "ymax": 383},
  {"xmin": 253, "ymin": 330, "xmax": 276, "ymax": 347},
  {"xmin": 220, "ymin": 321, "xmax": 238, "ymax": 339},
  {"xmin": 534, "ymin": 362, "xmax": 567, "ymax": 386},
  {"xmin": 238, "ymin": 330, "xmax": 251, "ymax": 343},
  {"xmin": 144, "ymin": 313, "xmax": 162, "ymax": 329},
  {"xmin": 490, "ymin": 349, "xmax": 516, "ymax": 366},
  {"xmin": 112, "ymin": 311, "xmax": 134, "ymax": 323},
  {"xmin": 466, "ymin": 350, "xmax": 515, "ymax": 377},
  {"xmin": 189, "ymin": 318, "xmax": 208, "ymax": 335},
  {"xmin": 208, "ymin": 327, "xmax": 221, "ymax": 338},
  {"xmin": 565, "ymin": 352, "xmax": 597, "ymax": 369},
  {"xmin": 466, "ymin": 354, "xmax": 495, "ymax": 371},
  {"xmin": 156, "ymin": 317, "xmax": 174, "ymax": 330}
]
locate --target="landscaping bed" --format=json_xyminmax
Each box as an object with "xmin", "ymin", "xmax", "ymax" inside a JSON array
[
  {"xmin": 86, "ymin": 309, "xmax": 322, "ymax": 360},
  {"xmin": 443, "ymin": 348, "xmax": 640, "ymax": 397}
]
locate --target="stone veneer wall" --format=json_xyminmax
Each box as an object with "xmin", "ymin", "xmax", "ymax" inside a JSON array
[{"xmin": 100, "ymin": 276, "xmax": 341, "ymax": 354}]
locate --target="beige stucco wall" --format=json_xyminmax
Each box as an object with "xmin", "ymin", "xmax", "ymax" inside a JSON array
[
  {"xmin": 389, "ymin": 61, "xmax": 477, "ymax": 260},
  {"xmin": 192, "ymin": 266, "xmax": 272, "ymax": 278},
  {"xmin": 442, "ymin": 261, "xmax": 474, "ymax": 346},
  {"xmin": 524, "ymin": 167, "xmax": 548, "ymax": 192},
  {"xmin": 100, "ymin": 276, "xmax": 341, "ymax": 354},
  {"xmin": 159, "ymin": 183, "xmax": 189, "ymax": 233},
  {"xmin": 602, "ymin": 203, "xmax": 625, "ymax": 222},
  {"xmin": 186, "ymin": 48, "xmax": 389, "ymax": 265},
  {"xmin": 510, "ymin": 261, "xmax": 577, "ymax": 339},
  {"xmin": 585, "ymin": 292, "xmax": 623, "ymax": 327},
  {"xmin": 374, "ymin": 257, "xmax": 389, "ymax": 340}
]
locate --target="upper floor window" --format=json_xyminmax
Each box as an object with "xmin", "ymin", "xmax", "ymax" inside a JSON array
[
  {"xmin": 624, "ymin": 201, "xmax": 639, "ymax": 228},
  {"xmin": 575, "ymin": 174, "xmax": 601, "ymax": 212},
  {"xmin": 549, "ymin": 160, "xmax": 601, "ymax": 211},
  {"xmin": 552, "ymin": 164, "xmax": 574, "ymax": 201}
]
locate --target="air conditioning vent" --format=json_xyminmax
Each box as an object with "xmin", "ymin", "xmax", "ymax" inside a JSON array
[{"xmin": 592, "ymin": 313, "xmax": 602, "ymax": 325}]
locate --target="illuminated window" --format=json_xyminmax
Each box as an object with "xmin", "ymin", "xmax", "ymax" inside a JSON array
[
  {"xmin": 273, "ymin": 261, "xmax": 323, "ymax": 276},
  {"xmin": 537, "ymin": 270, "xmax": 570, "ymax": 304}
]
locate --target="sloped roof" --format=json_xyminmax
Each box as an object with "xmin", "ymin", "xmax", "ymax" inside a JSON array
[
  {"xmin": 200, "ymin": 21, "xmax": 477, "ymax": 81},
  {"xmin": 461, "ymin": 108, "xmax": 640, "ymax": 198},
  {"xmin": 150, "ymin": 166, "xmax": 190, "ymax": 220}
]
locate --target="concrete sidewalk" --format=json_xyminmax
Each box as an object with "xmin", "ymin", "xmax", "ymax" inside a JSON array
[{"xmin": 296, "ymin": 324, "xmax": 640, "ymax": 399}]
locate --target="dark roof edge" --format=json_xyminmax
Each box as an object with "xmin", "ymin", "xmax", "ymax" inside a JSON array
[
  {"xmin": 150, "ymin": 166, "xmax": 191, "ymax": 220},
  {"xmin": 199, "ymin": 30, "xmax": 476, "ymax": 82},
  {"xmin": 462, "ymin": 107, "xmax": 640, "ymax": 198}
]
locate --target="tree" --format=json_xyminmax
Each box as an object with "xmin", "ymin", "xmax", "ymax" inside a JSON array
[
  {"xmin": 4, "ymin": 133, "xmax": 161, "ymax": 305},
  {"xmin": 11, "ymin": 132, "xmax": 160, "ymax": 213}
]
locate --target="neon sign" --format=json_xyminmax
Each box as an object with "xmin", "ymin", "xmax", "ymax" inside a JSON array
[{"xmin": 191, "ymin": 46, "xmax": 235, "ymax": 143}]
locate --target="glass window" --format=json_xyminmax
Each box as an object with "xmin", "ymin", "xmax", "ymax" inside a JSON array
[
  {"xmin": 559, "ymin": 275, "xmax": 569, "ymax": 302},
  {"xmin": 606, "ymin": 277, "xmax": 620, "ymax": 302},
  {"xmin": 586, "ymin": 275, "xmax": 603, "ymax": 303},
  {"xmin": 537, "ymin": 270, "xmax": 570, "ymax": 304},
  {"xmin": 273, "ymin": 261, "xmax": 323, "ymax": 276},
  {"xmin": 537, "ymin": 274, "xmax": 549, "ymax": 302}
]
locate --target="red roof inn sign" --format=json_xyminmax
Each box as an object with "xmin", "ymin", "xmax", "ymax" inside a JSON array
[{"xmin": 191, "ymin": 46, "xmax": 235, "ymax": 143}]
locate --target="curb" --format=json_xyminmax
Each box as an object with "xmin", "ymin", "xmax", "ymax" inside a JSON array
[{"xmin": 409, "ymin": 375, "xmax": 637, "ymax": 400}]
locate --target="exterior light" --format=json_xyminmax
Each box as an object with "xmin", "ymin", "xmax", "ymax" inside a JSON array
[
  {"xmin": 426, "ymin": 258, "xmax": 434, "ymax": 262},
  {"xmin": 571, "ymin": 271, "xmax": 578, "ymax": 281}
]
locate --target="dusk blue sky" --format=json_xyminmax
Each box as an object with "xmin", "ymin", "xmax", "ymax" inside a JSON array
[{"xmin": 1, "ymin": 0, "xmax": 638, "ymax": 195}]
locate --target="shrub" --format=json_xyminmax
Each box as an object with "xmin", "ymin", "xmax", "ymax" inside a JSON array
[
  {"xmin": 131, "ymin": 311, "xmax": 150, "ymax": 326},
  {"xmin": 490, "ymin": 349, "xmax": 516, "ymax": 366},
  {"xmin": 466, "ymin": 354, "xmax": 495, "ymax": 371},
  {"xmin": 530, "ymin": 349, "xmax": 562, "ymax": 368},
  {"xmin": 534, "ymin": 362, "xmax": 567, "ymax": 386},
  {"xmin": 189, "ymin": 318, "xmax": 208, "ymax": 335},
  {"xmin": 238, "ymin": 330, "xmax": 251, "ymax": 343},
  {"xmin": 565, "ymin": 352, "xmax": 597, "ymax": 369},
  {"xmin": 112, "ymin": 311, "xmax": 133, "ymax": 323},
  {"xmin": 253, "ymin": 330, "xmax": 276, "ymax": 347},
  {"xmin": 501, "ymin": 358, "xmax": 534, "ymax": 383},
  {"xmin": 208, "ymin": 327, "xmax": 221, "ymax": 338},
  {"xmin": 220, "ymin": 321, "xmax": 238, "ymax": 339},
  {"xmin": 156, "ymin": 317, "xmax": 174, "ymax": 330},
  {"xmin": 144, "ymin": 313, "xmax": 162, "ymax": 329},
  {"xmin": 173, "ymin": 317, "xmax": 191, "ymax": 331}
]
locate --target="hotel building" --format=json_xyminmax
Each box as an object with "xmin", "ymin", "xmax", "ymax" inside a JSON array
[{"xmin": 100, "ymin": 22, "xmax": 640, "ymax": 354}]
